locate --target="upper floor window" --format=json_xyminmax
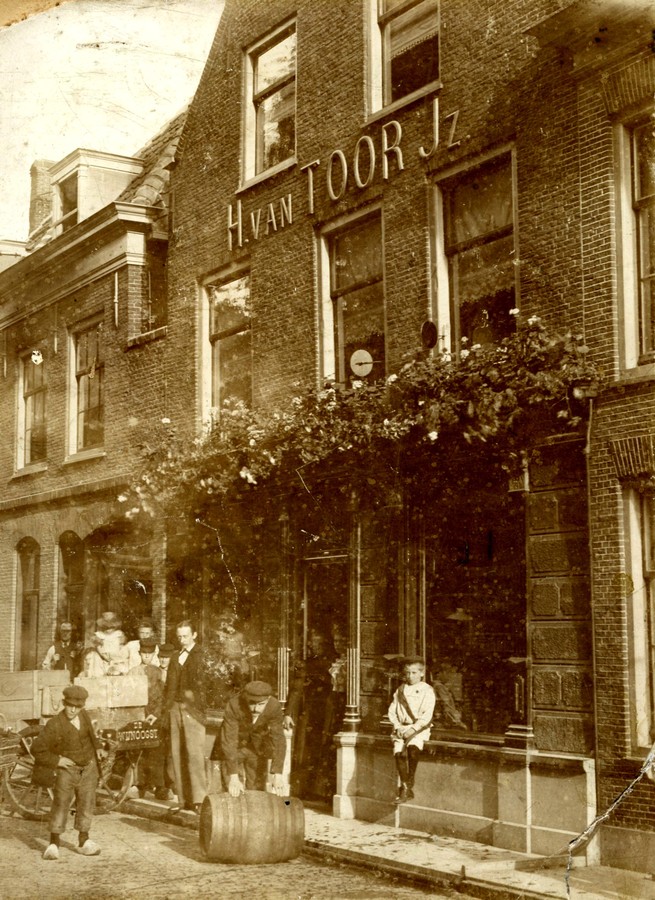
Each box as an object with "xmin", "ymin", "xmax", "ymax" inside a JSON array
[
  {"xmin": 206, "ymin": 274, "xmax": 252, "ymax": 412},
  {"xmin": 371, "ymin": 0, "xmax": 439, "ymax": 111},
  {"xmin": 71, "ymin": 320, "xmax": 104, "ymax": 452},
  {"xmin": 143, "ymin": 239, "xmax": 168, "ymax": 332},
  {"xmin": 323, "ymin": 214, "xmax": 386, "ymax": 386},
  {"xmin": 244, "ymin": 22, "xmax": 296, "ymax": 180},
  {"xmin": 19, "ymin": 353, "xmax": 47, "ymax": 466},
  {"xmin": 631, "ymin": 120, "xmax": 655, "ymax": 364},
  {"xmin": 435, "ymin": 154, "xmax": 516, "ymax": 351},
  {"xmin": 624, "ymin": 488, "xmax": 655, "ymax": 751}
]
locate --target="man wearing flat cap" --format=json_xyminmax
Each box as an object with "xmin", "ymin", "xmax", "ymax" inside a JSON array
[
  {"xmin": 129, "ymin": 638, "xmax": 167, "ymax": 800},
  {"xmin": 215, "ymin": 681, "xmax": 287, "ymax": 797},
  {"xmin": 32, "ymin": 684, "xmax": 101, "ymax": 859}
]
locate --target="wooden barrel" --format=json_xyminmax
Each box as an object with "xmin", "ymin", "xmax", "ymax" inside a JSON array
[{"xmin": 199, "ymin": 790, "xmax": 304, "ymax": 864}]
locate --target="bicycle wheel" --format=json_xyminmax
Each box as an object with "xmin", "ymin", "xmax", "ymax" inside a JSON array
[
  {"xmin": 96, "ymin": 746, "xmax": 140, "ymax": 811},
  {"xmin": 3, "ymin": 727, "xmax": 52, "ymax": 821}
]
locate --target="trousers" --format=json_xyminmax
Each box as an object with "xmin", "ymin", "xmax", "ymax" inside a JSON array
[
  {"xmin": 50, "ymin": 760, "xmax": 98, "ymax": 834},
  {"xmin": 169, "ymin": 701, "xmax": 207, "ymax": 805}
]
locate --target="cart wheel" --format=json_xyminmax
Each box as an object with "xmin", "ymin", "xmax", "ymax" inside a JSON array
[
  {"xmin": 96, "ymin": 747, "xmax": 140, "ymax": 811},
  {"xmin": 2, "ymin": 727, "xmax": 52, "ymax": 821}
]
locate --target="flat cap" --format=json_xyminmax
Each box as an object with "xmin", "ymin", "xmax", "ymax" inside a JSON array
[
  {"xmin": 158, "ymin": 643, "xmax": 175, "ymax": 658},
  {"xmin": 139, "ymin": 638, "xmax": 157, "ymax": 652},
  {"xmin": 243, "ymin": 681, "xmax": 273, "ymax": 700},
  {"xmin": 63, "ymin": 684, "xmax": 88, "ymax": 706}
]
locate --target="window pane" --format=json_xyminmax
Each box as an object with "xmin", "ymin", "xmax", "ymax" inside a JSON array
[
  {"xmin": 210, "ymin": 277, "xmax": 251, "ymax": 336},
  {"xmin": 388, "ymin": 1, "xmax": 439, "ymax": 102},
  {"xmin": 454, "ymin": 235, "xmax": 516, "ymax": 345},
  {"xmin": 341, "ymin": 282, "xmax": 386, "ymax": 382},
  {"xmin": 640, "ymin": 277, "xmax": 655, "ymax": 356},
  {"xmin": 449, "ymin": 163, "xmax": 513, "ymax": 246},
  {"xmin": 635, "ymin": 122, "xmax": 655, "ymax": 201},
  {"xmin": 256, "ymin": 81, "xmax": 295, "ymax": 172},
  {"xmin": 219, "ymin": 330, "xmax": 252, "ymax": 406},
  {"xmin": 333, "ymin": 219, "xmax": 383, "ymax": 292},
  {"xmin": 638, "ymin": 208, "xmax": 655, "ymax": 279},
  {"xmin": 255, "ymin": 30, "xmax": 295, "ymax": 94}
]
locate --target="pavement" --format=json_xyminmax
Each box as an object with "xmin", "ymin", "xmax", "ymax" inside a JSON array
[{"xmin": 122, "ymin": 793, "xmax": 655, "ymax": 900}]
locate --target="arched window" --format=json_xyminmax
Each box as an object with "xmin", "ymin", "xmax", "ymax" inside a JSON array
[{"xmin": 16, "ymin": 538, "xmax": 40, "ymax": 670}]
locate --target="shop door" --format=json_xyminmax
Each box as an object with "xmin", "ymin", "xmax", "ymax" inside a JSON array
[{"xmin": 289, "ymin": 555, "xmax": 348, "ymax": 802}]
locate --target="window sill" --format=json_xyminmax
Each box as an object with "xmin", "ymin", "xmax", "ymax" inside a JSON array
[
  {"xmin": 11, "ymin": 462, "xmax": 48, "ymax": 479},
  {"xmin": 366, "ymin": 81, "xmax": 442, "ymax": 126},
  {"xmin": 63, "ymin": 448, "xmax": 106, "ymax": 465},
  {"xmin": 613, "ymin": 363, "xmax": 655, "ymax": 387},
  {"xmin": 126, "ymin": 325, "xmax": 168, "ymax": 350},
  {"xmin": 237, "ymin": 157, "xmax": 297, "ymax": 194}
]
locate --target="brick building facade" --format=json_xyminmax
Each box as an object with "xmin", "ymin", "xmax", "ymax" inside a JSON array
[
  {"xmin": 161, "ymin": 0, "xmax": 655, "ymax": 871},
  {"xmin": 0, "ymin": 114, "xmax": 184, "ymax": 667},
  {"xmin": 1, "ymin": 0, "xmax": 654, "ymax": 874}
]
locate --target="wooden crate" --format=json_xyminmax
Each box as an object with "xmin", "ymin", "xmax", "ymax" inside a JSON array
[{"xmin": 0, "ymin": 669, "xmax": 71, "ymax": 722}]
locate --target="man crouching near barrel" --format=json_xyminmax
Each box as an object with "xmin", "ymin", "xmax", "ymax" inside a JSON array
[
  {"xmin": 214, "ymin": 681, "xmax": 287, "ymax": 797},
  {"xmin": 32, "ymin": 684, "xmax": 101, "ymax": 859}
]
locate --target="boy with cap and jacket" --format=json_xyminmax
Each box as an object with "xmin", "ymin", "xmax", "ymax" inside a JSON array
[
  {"xmin": 215, "ymin": 681, "xmax": 287, "ymax": 796},
  {"xmin": 32, "ymin": 684, "xmax": 101, "ymax": 859}
]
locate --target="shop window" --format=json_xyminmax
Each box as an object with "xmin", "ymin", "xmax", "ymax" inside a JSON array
[
  {"xmin": 204, "ymin": 273, "xmax": 252, "ymax": 415},
  {"xmin": 18, "ymin": 352, "xmax": 47, "ymax": 467},
  {"xmin": 618, "ymin": 118, "xmax": 655, "ymax": 368},
  {"xmin": 16, "ymin": 537, "xmax": 40, "ymax": 671},
  {"xmin": 371, "ymin": 0, "xmax": 439, "ymax": 111},
  {"xmin": 624, "ymin": 489, "xmax": 655, "ymax": 750},
  {"xmin": 244, "ymin": 21, "xmax": 296, "ymax": 180},
  {"xmin": 436, "ymin": 154, "xmax": 517, "ymax": 350},
  {"xmin": 424, "ymin": 476, "xmax": 526, "ymax": 736},
  {"xmin": 324, "ymin": 214, "xmax": 386, "ymax": 386},
  {"xmin": 70, "ymin": 320, "xmax": 104, "ymax": 452}
]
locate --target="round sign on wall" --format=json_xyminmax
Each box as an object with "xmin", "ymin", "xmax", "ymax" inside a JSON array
[{"xmin": 350, "ymin": 348, "xmax": 374, "ymax": 376}]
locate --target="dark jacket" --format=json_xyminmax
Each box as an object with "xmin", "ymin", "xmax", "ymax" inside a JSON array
[
  {"xmin": 31, "ymin": 708, "xmax": 99, "ymax": 787},
  {"xmin": 163, "ymin": 644, "xmax": 206, "ymax": 723},
  {"xmin": 217, "ymin": 693, "xmax": 286, "ymax": 776}
]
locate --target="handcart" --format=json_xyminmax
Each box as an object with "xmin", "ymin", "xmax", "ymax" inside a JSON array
[{"xmin": 1, "ymin": 670, "xmax": 160, "ymax": 820}]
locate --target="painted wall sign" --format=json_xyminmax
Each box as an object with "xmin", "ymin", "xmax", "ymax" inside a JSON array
[{"xmin": 226, "ymin": 101, "xmax": 460, "ymax": 250}]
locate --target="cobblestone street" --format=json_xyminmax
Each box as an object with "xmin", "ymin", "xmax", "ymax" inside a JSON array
[{"xmin": 0, "ymin": 808, "xmax": 462, "ymax": 899}]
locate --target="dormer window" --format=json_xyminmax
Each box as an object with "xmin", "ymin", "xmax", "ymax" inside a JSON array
[{"xmin": 59, "ymin": 172, "xmax": 78, "ymax": 232}]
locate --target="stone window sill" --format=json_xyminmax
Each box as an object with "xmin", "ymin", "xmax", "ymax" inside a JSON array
[
  {"xmin": 11, "ymin": 461, "xmax": 48, "ymax": 479},
  {"xmin": 126, "ymin": 325, "xmax": 168, "ymax": 350},
  {"xmin": 63, "ymin": 448, "xmax": 106, "ymax": 465}
]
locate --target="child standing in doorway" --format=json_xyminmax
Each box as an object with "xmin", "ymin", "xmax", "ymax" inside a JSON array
[{"xmin": 388, "ymin": 657, "xmax": 436, "ymax": 803}]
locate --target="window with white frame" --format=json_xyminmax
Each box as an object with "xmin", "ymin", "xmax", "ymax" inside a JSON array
[
  {"xmin": 206, "ymin": 273, "xmax": 252, "ymax": 412},
  {"xmin": 371, "ymin": 0, "xmax": 439, "ymax": 111},
  {"xmin": 18, "ymin": 353, "xmax": 47, "ymax": 467},
  {"xmin": 624, "ymin": 488, "xmax": 655, "ymax": 750},
  {"xmin": 435, "ymin": 154, "xmax": 517, "ymax": 351},
  {"xmin": 71, "ymin": 320, "xmax": 104, "ymax": 452},
  {"xmin": 244, "ymin": 22, "xmax": 296, "ymax": 180},
  {"xmin": 621, "ymin": 119, "xmax": 655, "ymax": 366},
  {"xmin": 324, "ymin": 214, "xmax": 385, "ymax": 386}
]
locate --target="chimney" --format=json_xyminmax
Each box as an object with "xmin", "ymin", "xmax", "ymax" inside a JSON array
[{"xmin": 28, "ymin": 159, "xmax": 55, "ymax": 236}]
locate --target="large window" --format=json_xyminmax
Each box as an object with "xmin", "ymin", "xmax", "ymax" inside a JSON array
[
  {"xmin": 72, "ymin": 320, "xmax": 104, "ymax": 451},
  {"xmin": 244, "ymin": 22, "xmax": 296, "ymax": 179},
  {"xmin": 207, "ymin": 274, "xmax": 252, "ymax": 410},
  {"xmin": 20, "ymin": 353, "xmax": 47, "ymax": 466},
  {"xmin": 625, "ymin": 489, "xmax": 655, "ymax": 750},
  {"xmin": 326, "ymin": 215, "xmax": 385, "ymax": 386},
  {"xmin": 372, "ymin": 0, "xmax": 439, "ymax": 110},
  {"xmin": 16, "ymin": 538, "xmax": 40, "ymax": 671},
  {"xmin": 436, "ymin": 155, "xmax": 516, "ymax": 350}
]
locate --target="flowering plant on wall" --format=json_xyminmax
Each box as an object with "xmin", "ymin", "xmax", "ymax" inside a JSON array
[{"xmin": 123, "ymin": 317, "xmax": 599, "ymax": 522}]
